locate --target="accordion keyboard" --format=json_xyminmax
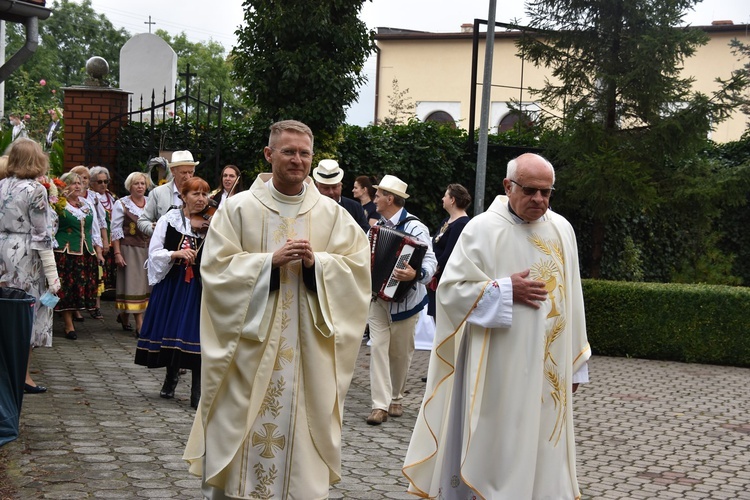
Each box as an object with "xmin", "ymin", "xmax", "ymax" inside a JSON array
[{"xmin": 382, "ymin": 246, "xmax": 416, "ymax": 299}]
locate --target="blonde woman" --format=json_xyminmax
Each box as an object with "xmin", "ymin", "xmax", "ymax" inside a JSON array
[
  {"xmin": 0, "ymin": 139, "xmax": 59, "ymax": 392},
  {"xmin": 111, "ymin": 172, "xmax": 152, "ymax": 336}
]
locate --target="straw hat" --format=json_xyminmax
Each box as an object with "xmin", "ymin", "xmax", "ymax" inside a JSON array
[
  {"xmin": 374, "ymin": 174, "xmax": 409, "ymax": 199},
  {"xmin": 312, "ymin": 159, "xmax": 344, "ymax": 185}
]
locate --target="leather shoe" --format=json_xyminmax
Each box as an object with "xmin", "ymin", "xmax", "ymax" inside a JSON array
[
  {"xmin": 64, "ymin": 330, "xmax": 77, "ymax": 340},
  {"xmin": 73, "ymin": 314, "xmax": 85, "ymax": 323},
  {"xmin": 366, "ymin": 409, "xmax": 388, "ymax": 425},
  {"xmin": 160, "ymin": 367, "xmax": 179, "ymax": 399},
  {"xmin": 388, "ymin": 403, "xmax": 403, "ymax": 417},
  {"xmin": 24, "ymin": 383, "xmax": 47, "ymax": 394}
]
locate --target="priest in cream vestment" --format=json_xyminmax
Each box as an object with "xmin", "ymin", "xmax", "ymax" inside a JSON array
[
  {"xmin": 403, "ymin": 154, "xmax": 591, "ymax": 499},
  {"xmin": 184, "ymin": 120, "xmax": 371, "ymax": 499}
]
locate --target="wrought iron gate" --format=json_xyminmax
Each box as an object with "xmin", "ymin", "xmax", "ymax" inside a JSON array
[{"xmin": 83, "ymin": 68, "xmax": 223, "ymax": 195}]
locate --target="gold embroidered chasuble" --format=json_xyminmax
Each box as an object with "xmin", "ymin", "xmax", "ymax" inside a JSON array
[
  {"xmin": 184, "ymin": 174, "xmax": 370, "ymax": 498},
  {"xmin": 403, "ymin": 195, "xmax": 591, "ymax": 500}
]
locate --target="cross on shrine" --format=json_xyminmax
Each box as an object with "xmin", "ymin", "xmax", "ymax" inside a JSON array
[
  {"xmin": 252, "ymin": 423, "xmax": 286, "ymax": 459},
  {"xmin": 144, "ymin": 16, "xmax": 156, "ymax": 33}
]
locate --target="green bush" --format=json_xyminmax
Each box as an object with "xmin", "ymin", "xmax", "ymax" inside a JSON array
[
  {"xmin": 583, "ymin": 279, "xmax": 750, "ymax": 367},
  {"xmin": 337, "ymin": 122, "xmax": 475, "ymax": 231}
]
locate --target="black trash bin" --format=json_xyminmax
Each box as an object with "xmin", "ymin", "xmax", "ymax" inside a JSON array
[{"xmin": 0, "ymin": 287, "xmax": 35, "ymax": 447}]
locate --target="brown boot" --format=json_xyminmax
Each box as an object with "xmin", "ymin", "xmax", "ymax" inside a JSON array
[
  {"xmin": 366, "ymin": 409, "xmax": 388, "ymax": 425},
  {"xmin": 388, "ymin": 403, "xmax": 403, "ymax": 417}
]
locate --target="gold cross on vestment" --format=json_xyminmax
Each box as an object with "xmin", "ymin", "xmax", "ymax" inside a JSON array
[{"xmin": 252, "ymin": 423, "xmax": 286, "ymax": 459}]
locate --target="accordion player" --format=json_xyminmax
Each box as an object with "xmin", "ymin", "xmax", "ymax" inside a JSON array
[{"xmin": 369, "ymin": 225, "xmax": 428, "ymax": 302}]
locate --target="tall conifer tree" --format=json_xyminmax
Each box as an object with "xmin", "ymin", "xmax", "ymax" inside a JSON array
[{"xmin": 515, "ymin": 0, "xmax": 748, "ymax": 278}]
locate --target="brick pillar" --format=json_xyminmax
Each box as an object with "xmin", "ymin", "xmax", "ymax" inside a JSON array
[{"xmin": 61, "ymin": 87, "xmax": 131, "ymax": 171}]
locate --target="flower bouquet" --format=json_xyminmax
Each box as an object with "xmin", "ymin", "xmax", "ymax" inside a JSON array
[
  {"xmin": 40, "ymin": 176, "xmax": 67, "ymax": 215},
  {"xmin": 39, "ymin": 175, "xmax": 65, "ymax": 242}
]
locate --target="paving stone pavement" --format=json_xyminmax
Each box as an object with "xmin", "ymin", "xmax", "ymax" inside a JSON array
[{"xmin": 2, "ymin": 299, "xmax": 750, "ymax": 499}]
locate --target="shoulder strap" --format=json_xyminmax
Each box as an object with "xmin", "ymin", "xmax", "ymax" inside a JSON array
[{"xmin": 395, "ymin": 215, "xmax": 420, "ymax": 230}]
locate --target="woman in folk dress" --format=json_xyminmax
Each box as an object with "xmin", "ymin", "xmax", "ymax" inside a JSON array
[{"xmin": 111, "ymin": 171, "xmax": 152, "ymax": 337}]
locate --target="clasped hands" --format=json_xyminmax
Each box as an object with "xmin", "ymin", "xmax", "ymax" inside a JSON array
[{"xmin": 272, "ymin": 239, "xmax": 314, "ymax": 268}]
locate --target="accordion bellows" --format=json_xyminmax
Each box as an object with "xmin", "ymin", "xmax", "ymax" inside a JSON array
[{"xmin": 369, "ymin": 225, "xmax": 427, "ymax": 302}]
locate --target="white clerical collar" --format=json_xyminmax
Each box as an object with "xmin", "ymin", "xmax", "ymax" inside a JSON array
[{"xmin": 266, "ymin": 179, "xmax": 306, "ymax": 203}]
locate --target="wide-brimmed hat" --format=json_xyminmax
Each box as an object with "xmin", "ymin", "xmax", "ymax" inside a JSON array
[
  {"xmin": 168, "ymin": 150, "xmax": 199, "ymax": 168},
  {"xmin": 374, "ymin": 174, "xmax": 409, "ymax": 199},
  {"xmin": 312, "ymin": 159, "xmax": 344, "ymax": 185}
]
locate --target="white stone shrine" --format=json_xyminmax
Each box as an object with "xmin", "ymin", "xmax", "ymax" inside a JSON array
[{"xmin": 119, "ymin": 33, "xmax": 177, "ymax": 122}]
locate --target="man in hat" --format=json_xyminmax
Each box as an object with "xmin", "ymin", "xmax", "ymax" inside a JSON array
[
  {"xmin": 402, "ymin": 153, "xmax": 590, "ymax": 499},
  {"xmin": 184, "ymin": 120, "xmax": 371, "ymax": 498},
  {"xmin": 366, "ymin": 174, "xmax": 437, "ymax": 425},
  {"xmin": 137, "ymin": 151, "xmax": 198, "ymax": 236},
  {"xmin": 313, "ymin": 159, "xmax": 369, "ymax": 231}
]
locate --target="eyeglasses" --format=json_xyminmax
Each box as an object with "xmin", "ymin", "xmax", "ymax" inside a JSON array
[
  {"xmin": 510, "ymin": 180, "xmax": 554, "ymax": 198},
  {"xmin": 271, "ymin": 147, "xmax": 313, "ymax": 160},
  {"xmin": 95, "ymin": 179, "xmax": 109, "ymax": 185}
]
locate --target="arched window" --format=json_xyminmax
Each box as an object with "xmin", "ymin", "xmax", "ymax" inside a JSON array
[
  {"xmin": 498, "ymin": 111, "xmax": 532, "ymax": 132},
  {"xmin": 425, "ymin": 111, "xmax": 456, "ymax": 129}
]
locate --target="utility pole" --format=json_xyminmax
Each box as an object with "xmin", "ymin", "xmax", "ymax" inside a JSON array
[{"xmin": 473, "ymin": 0, "xmax": 497, "ymax": 215}]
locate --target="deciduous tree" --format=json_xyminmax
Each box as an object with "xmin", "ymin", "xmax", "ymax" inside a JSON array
[
  {"xmin": 232, "ymin": 0, "xmax": 374, "ymax": 139},
  {"xmin": 154, "ymin": 30, "xmax": 247, "ymax": 120},
  {"xmin": 4, "ymin": 0, "xmax": 128, "ymax": 138},
  {"xmin": 6, "ymin": 0, "xmax": 129, "ymax": 91}
]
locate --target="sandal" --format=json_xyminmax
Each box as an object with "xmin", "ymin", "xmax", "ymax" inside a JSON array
[
  {"xmin": 89, "ymin": 308, "xmax": 104, "ymax": 320},
  {"xmin": 117, "ymin": 313, "xmax": 133, "ymax": 331},
  {"xmin": 73, "ymin": 313, "xmax": 85, "ymax": 323}
]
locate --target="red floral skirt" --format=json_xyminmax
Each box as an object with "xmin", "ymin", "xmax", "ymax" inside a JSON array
[{"xmin": 54, "ymin": 250, "xmax": 98, "ymax": 312}]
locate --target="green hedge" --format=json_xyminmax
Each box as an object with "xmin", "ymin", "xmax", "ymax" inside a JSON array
[
  {"xmin": 583, "ymin": 279, "xmax": 750, "ymax": 367},
  {"xmin": 108, "ymin": 121, "xmax": 750, "ymax": 284}
]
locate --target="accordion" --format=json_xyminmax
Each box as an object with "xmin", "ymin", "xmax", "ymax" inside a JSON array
[{"xmin": 369, "ymin": 225, "xmax": 428, "ymax": 302}]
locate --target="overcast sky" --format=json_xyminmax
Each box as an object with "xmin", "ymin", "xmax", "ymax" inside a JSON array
[{"xmin": 79, "ymin": 0, "xmax": 749, "ymax": 124}]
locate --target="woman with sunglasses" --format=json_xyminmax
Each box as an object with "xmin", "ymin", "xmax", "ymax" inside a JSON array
[{"xmin": 89, "ymin": 166, "xmax": 119, "ymax": 323}]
